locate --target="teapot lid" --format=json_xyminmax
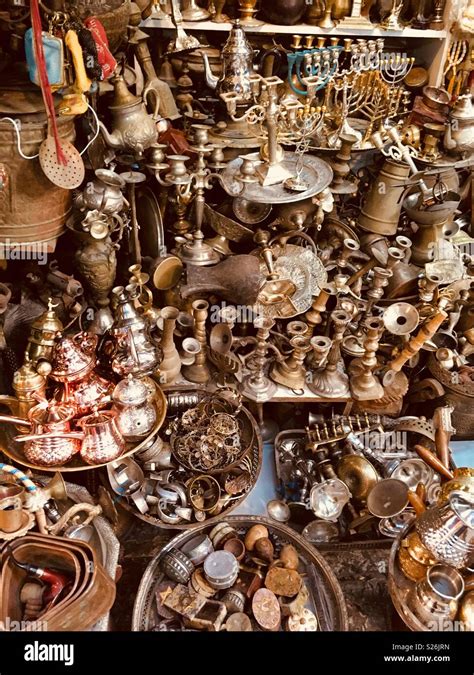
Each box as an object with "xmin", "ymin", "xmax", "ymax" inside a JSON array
[
  {"xmin": 452, "ymin": 95, "xmax": 474, "ymax": 119},
  {"xmin": 29, "ymin": 401, "xmax": 75, "ymax": 425},
  {"xmin": 113, "ymin": 374, "xmax": 148, "ymax": 405},
  {"xmin": 51, "ymin": 334, "xmax": 94, "ymax": 380},
  {"xmin": 222, "ymin": 20, "xmax": 253, "ymax": 57}
]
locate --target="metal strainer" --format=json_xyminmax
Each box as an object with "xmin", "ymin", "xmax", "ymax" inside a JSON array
[{"xmin": 39, "ymin": 119, "xmax": 85, "ymax": 189}]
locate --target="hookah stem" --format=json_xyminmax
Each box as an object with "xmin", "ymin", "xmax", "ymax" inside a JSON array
[
  {"xmin": 0, "ymin": 463, "xmax": 37, "ymax": 492},
  {"xmin": 129, "ymin": 181, "xmax": 142, "ymax": 266}
]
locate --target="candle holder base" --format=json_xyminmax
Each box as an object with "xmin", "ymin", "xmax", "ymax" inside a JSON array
[{"xmin": 240, "ymin": 375, "xmax": 277, "ymax": 402}]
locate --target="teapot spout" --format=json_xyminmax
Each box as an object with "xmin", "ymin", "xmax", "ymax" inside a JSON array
[
  {"xmin": 200, "ymin": 50, "xmax": 219, "ymax": 90},
  {"xmin": 444, "ymin": 123, "xmax": 456, "ymax": 150},
  {"xmin": 98, "ymin": 120, "xmax": 123, "ymax": 149}
]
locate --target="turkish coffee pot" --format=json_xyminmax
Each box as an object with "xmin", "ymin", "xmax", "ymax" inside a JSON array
[
  {"xmin": 51, "ymin": 332, "xmax": 113, "ymax": 414},
  {"xmin": 112, "ymin": 374, "xmax": 157, "ymax": 441},
  {"xmin": 76, "ymin": 410, "xmax": 125, "ymax": 465},
  {"xmin": 11, "ymin": 402, "xmax": 81, "ymax": 467},
  {"xmin": 98, "ymin": 74, "xmax": 160, "ymax": 156}
]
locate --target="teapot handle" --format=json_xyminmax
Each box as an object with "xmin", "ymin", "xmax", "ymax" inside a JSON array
[
  {"xmin": 144, "ymin": 84, "xmax": 161, "ymax": 121},
  {"xmin": 257, "ymin": 47, "xmax": 285, "ymax": 79},
  {"xmin": 14, "ymin": 432, "xmax": 84, "ymax": 443}
]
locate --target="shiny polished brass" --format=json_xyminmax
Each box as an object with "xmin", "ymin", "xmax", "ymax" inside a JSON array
[
  {"xmin": 350, "ymin": 318, "xmax": 384, "ymax": 401},
  {"xmin": 270, "ymin": 335, "xmax": 311, "ymax": 391},
  {"xmin": 27, "ymin": 299, "xmax": 63, "ymax": 367}
]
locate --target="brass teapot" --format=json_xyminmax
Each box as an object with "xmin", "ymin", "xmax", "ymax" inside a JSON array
[
  {"xmin": 444, "ymin": 95, "xmax": 474, "ymax": 157},
  {"xmin": 99, "ymin": 74, "xmax": 160, "ymax": 156}
]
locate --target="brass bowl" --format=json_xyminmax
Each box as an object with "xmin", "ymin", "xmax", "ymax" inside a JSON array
[
  {"xmin": 398, "ymin": 546, "xmax": 429, "ymax": 583},
  {"xmin": 336, "ymin": 454, "xmax": 379, "ymax": 502}
]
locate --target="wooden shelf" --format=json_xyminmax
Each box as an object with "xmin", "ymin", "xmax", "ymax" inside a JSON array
[{"xmin": 141, "ymin": 17, "xmax": 447, "ymax": 39}]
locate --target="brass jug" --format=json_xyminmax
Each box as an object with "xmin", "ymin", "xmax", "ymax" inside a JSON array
[{"xmin": 358, "ymin": 160, "xmax": 411, "ymax": 236}]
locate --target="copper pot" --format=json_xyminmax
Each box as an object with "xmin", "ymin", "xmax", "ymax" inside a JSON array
[
  {"xmin": 77, "ymin": 411, "xmax": 125, "ymax": 465},
  {"xmin": 13, "ymin": 402, "xmax": 81, "ymax": 467}
]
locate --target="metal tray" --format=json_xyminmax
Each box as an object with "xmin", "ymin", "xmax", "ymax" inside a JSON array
[
  {"xmin": 0, "ymin": 391, "xmax": 167, "ymax": 473},
  {"xmin": 388, "ymin": 524, "xmax": 429, "ymax": 632},
  {"xmin": 113, "ymin": 408, "xmax": 263, "ymax": 531},
  {"xmin": 220, "ymin": 152, "xmax": 333, "ymax": 204},
  {"xmin": 132, "ymin": 516, "xmax": 348, "ymax": 631}
]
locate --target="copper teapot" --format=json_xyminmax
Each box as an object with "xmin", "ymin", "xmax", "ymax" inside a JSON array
[{"xmin": 76, "ymin": 410, "xmax": 125, "ymax": 465}]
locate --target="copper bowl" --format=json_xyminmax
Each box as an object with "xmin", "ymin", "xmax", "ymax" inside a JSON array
[{"xmin": 422, "ymin": 86, "xmax": 450, "ymax": 112}]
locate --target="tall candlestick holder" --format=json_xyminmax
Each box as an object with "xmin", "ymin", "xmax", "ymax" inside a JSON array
[
  {"xmin": 307, "ymin": 310, "xmax": 351, "ymax": 399},
  {"xmin": 221, "ymin": 75, "xmax": 323, "ymax": 188},
  {"xmin": 349, "ymin": 318, "xmax": 385, "ymax": 401},
  {"xmin": 240, "ymin": 317, "xmax": 279, "ymax": 402},
  {"xmin": 153, "ymin": 125, "xmax": 238, "ymax": 265}
]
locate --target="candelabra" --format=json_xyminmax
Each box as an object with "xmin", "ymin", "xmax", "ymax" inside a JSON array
[
  {"xmin": 153, "ymin": 124, "xmax": 240, "ymax": 265},
  {"xmin": 324, "ymin": 49, "xmax": 413, "ymax": 149},
  {"xmin": 221, "ymin": 74, "xmax": 323, "ymax": 188},
  {"xmin": 287, "ymin": 44, "xmax": 343, "ymax": 97}
]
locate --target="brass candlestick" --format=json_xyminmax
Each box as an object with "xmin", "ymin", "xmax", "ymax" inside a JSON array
[
  {"xmin": 305, "ymin": 285, "xmax": 335, "ymax": 334},
  {"xmin": 212, "ymin": 0, "xmax": 229, "ymax": 22},
  {"xmin": 307, "ymin": 310, "xmax": 351, "ymax": 399},
  {"xmin": 240, "ymin": 317, "xmax": 278, "ymax": 402},
  {"xmin": 350, "ymin": 318, "xmax": 384, "ymax": 401},
  {"xmin": 238, "ymin": 0, "xmax": 263, "ymax": 26},
  {"xmin": 182, "ymin": 300, "xmax": 211, "ymax": 383},
  {"xmin": 270, "ymin": 335, "xmax": 312, "ymax": 391}
]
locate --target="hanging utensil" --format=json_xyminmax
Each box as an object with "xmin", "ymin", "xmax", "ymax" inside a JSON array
[{"xmin": 30, "ymin": 0, "xmax": 85, "ymax": 189}]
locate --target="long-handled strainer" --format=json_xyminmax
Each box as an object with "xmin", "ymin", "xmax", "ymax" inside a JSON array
[
  {"xmin": 38, "ymin": 116, "xmax": 85, "ymax": 189},
  {"xmin": 31, "ymin": 0, "xmax": 85, "ymax": 189}
]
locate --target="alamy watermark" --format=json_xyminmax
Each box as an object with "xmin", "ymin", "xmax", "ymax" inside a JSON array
[
  {"xmin": 0, "ymin": 239, "xmax": 49, "ymax": 265},
  {"xmin": 0, "ymin": 617, "xmax": 48, "ymax": 631}
]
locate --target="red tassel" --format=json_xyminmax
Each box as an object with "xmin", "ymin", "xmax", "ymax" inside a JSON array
[{"xmin": 30, "ymin": 0, "xmax": 68, "ymax": 166}]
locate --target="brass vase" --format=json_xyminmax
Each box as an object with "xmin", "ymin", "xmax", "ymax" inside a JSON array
[{"xmin": 155, "ymin": 306, "xmax": 181, "ymax": 385}]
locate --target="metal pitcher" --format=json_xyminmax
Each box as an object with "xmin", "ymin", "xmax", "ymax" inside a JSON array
[
  {"xmin": 77, "ymin": 411, "xmax": 125, "ymax": 466},
  {"xmin": 416, "ymin": 490, "xmax": 474, "ymax": 569}
]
